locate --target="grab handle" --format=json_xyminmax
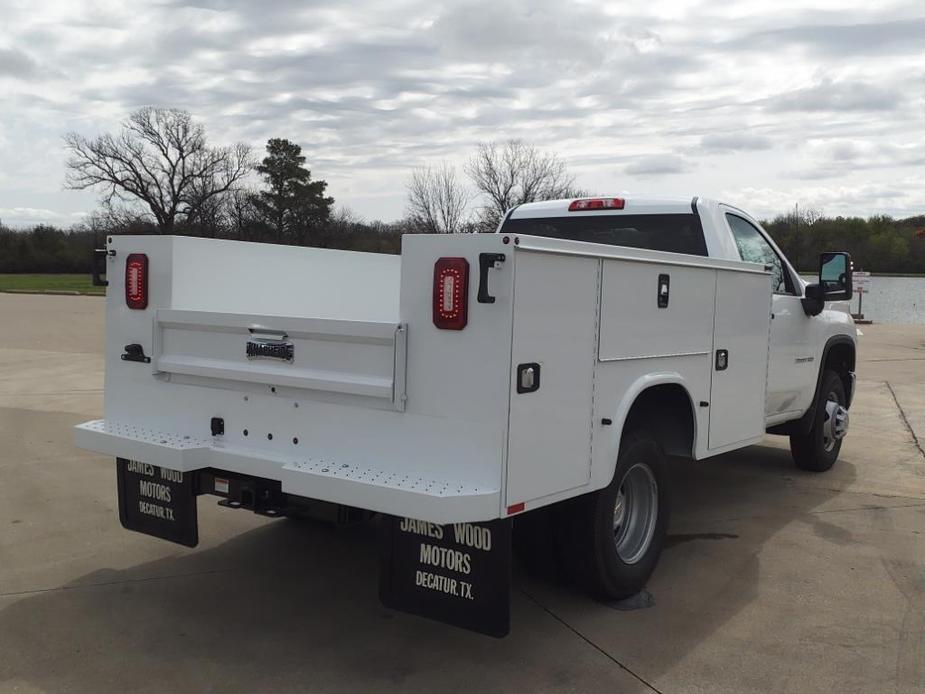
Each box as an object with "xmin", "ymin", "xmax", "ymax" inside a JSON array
[{"xmin": 477, "ymin": 253, "xmax": 506, "ymax": 304}]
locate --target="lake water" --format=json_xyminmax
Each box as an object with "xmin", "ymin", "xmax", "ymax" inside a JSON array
[{"xmin": 801, "ymin": 275, "xmax": 925, "ymax": 325}]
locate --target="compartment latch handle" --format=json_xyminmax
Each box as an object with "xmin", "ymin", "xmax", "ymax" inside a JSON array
[{"xmin": 478, "ymin": 253, "xmax": 506, "ymax": 304}]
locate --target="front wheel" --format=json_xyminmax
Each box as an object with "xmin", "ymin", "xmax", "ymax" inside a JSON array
[
  {"xmin": 562, "ymin": 430, "xmax": 670, "ymax": 601},
  {"xmin": 790, "ymin": 369, "xmax": 849, "ymax": 472}
]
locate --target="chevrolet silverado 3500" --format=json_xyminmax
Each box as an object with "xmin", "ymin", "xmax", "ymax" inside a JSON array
[{"xmin": 75, "ymin": 196, "xmax": 855, "ymax": 636}]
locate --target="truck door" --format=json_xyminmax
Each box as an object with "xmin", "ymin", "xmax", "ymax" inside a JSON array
[
  {"xmin": 724, "ymin": 212, "xmax": 814, "ymax": 420},
  {"xmin": 506, "ymin": 251, "xmax": 598, "ymax": 507}
]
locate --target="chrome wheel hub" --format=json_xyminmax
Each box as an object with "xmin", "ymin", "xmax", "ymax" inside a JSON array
[
  {"xmin": 613, "ymin": 463, "xmax": 659, "ymax": 565},
  {"xmin": 822, "ymin": 394, "xmax": 849, "ymax": 453}
]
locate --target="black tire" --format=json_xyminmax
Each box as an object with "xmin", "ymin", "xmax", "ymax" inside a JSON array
[
  {"xmin": 513, "ymin": 505, "xmax": 571, "ymax": 582},
  {"xmin": 561, "ymin": 430, "xmax": 670, "ymax": 601},
  {"xmin": 790, "ymin": 369, "xmax": 847, "ymax": 472}
]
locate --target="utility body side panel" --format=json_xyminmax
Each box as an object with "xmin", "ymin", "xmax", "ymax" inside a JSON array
[
  {"xmin": 506, "ymin": 252, "xmax": 598, "ymax": 506},
  {"xmin": 504, "ymin": 235, "xmax": 771, "ymax": 512}
]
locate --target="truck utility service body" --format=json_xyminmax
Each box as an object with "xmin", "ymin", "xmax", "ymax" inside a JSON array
[{"xmin": 75, "ymin": 196, "xmax": 855, "ymax": 636}]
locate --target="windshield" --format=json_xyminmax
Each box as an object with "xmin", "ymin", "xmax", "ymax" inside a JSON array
[{"xmin": 499, "ymin": 213, "xmax": 708, "ymax": 256}]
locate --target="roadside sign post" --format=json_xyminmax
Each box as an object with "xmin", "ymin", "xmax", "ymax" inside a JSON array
[{"xmin": 853, "ymin": 271, "xmax": 871, "ymax": 319}]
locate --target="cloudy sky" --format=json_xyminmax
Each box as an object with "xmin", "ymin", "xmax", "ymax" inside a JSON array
[{"xmin": 0, "ymin": 0, "xmax": 923, "ymax": 227}]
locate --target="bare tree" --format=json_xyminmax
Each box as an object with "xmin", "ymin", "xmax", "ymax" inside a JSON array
[
  {"xmin": 87, "ymin": 202, "xmax": 158, "ymax": 235},
  {"xmin": 226, "ymin": 188, "xmax": 262, "ymax": 240},
  {"xmin": 466, "ymin": 140, "xmax": 582, "ymax": 231},
  {"xmin": 405, "ymin": 163, "xmax": 471, "ymax": 233},
  {"xmin": 64, "ymin": 107, "xmax": 251, "ymax": 234},
  {"xmin": 328, "ymin": 206, "xmax": 363, "ymax": 230}
]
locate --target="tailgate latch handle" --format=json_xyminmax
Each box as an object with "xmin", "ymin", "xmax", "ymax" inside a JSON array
[
  {"xmin": 478, "ymin": 253, "xmax": 506, "ymax": 304},
  {"xmin": 121, "ymin": 343, "xmax": 151, "ymax": 364}
]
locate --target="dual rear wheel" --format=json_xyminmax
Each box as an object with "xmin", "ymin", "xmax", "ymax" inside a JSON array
[
  {"xmin": 516, "ymin": 429, "xmax": 669, "ymax": 601},
  {"xmin": 565, "ymin": 431, "xmax": 669, "ymax": 599}
]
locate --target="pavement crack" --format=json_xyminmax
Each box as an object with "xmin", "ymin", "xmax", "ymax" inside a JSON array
[
  {"xmin": 886, "ymin": 381, "xmax": 925, "ymax": 461},
  {"xmin": 705, "ymin": 500, "xmax": 925, "ymax": 525},
  {"xmin": 805, "ymin": 501, "xmax": 925, "ymax": 516},
  {"xmin": 519, "ymin": 587, "xmax": 665, "ymax": 694},
  {"xmin": 0, "ymin": 567, "xmax": 235, "ymax": 598},
  {"xmin": 865, "ymin": 357, "xmax": 925, "ymax": 363}
]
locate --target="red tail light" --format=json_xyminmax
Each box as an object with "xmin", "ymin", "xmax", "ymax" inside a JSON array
[
  {"xmin": 433, "ymin": 257, "xmax": 469, "ymax": 330},
  {"xmin": 568, "ymin": 197, "xmax": 625, "ymax": 211},
  {"xmin": 125, "ymin": 253, "xmax": 148, "ymax": 309}
]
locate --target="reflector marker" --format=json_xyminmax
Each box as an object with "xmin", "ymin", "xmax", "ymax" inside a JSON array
[
  {"xmin": 568, "ymin": 198, "xmax": 625, "ymax": 211},
  {"xmin": 432, "ymin": 257, "xmax": 469, "ymax": 330},
  {"xmin": 125, "ymin": 253, "xmax": 148, "ymax": 309}
]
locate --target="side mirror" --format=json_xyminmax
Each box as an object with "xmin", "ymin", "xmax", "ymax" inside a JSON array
[
  {"xmin": 801, "ymin": 251, "xmax": 852, "ymax": 317},
  {"xmin": 819, "ymin": 251, "xmax": 852, "ymax": 301}
]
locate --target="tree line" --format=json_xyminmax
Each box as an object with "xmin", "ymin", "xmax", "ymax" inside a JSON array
[
  {"xmin": 764, "ymin": 209, "xmax": 925, "ymax": 273},
  {"xmin": 0, "ymin": 106, "xmax": 922, "ymax": 273},
  {"xmin": 6, "ymin": 210, "xmax": 923, "ymax": 275}
]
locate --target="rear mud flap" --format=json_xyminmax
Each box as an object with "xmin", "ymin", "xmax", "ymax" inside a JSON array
[
  {"xmin": 116, "ymin": 457, "xmax": 199, "ymax": 547},
  {"xmin": 379, "ymin": 516, "xmax": 512, "ymax": 637}
]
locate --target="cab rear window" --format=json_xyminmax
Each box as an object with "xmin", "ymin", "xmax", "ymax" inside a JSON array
[{"xmin": 500, "ymin": 213, "xmax": 708, "ymax": 256}]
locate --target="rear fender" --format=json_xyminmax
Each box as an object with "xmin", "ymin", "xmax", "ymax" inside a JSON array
[{"xmin": 595, "ymin": 372, "xmax": 699, "ymax": 489}]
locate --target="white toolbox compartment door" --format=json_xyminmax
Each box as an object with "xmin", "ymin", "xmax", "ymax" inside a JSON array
[
  {"xmin": 506, "ymin": 252, "xmax": 598, "ymax": 506},
  {"xmin": 708, "ymin": 270, "xmax": 772, "ymax": 449},
  {"xmin": 152, "ymin": 309, "xmax": 407, "ymax": 409}
]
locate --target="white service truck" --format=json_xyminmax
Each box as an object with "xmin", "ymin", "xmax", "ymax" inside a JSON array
[{"xmin": 75, "ymin": 196, "xmax": 855, "ymax": 636}]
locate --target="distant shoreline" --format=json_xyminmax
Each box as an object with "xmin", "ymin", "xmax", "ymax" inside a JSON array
[{"xmin": 799, "ymin": 272, "xmax": 925, "ymax": 278}]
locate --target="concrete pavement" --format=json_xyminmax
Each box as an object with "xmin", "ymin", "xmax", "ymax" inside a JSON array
[{"xmin": 0, "ymin": 294, "xmax": 923, "ymax": 693}]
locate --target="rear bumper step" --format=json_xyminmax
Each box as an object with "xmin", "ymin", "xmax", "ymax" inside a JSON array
[{"xmin": 75, "ymin": 419, "xmax": 500, "ymax": 524}]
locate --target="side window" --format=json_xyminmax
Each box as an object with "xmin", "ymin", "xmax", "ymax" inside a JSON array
[{"xmin": 726, "ymin": 214, "xmax": 792, "ymax": 295}]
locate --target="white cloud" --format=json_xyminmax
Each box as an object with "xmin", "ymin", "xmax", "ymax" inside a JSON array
[
  {"xmin": 0, "ymin": 0, "xmax": 922, "ymax": 225},
  {"xmin": 766, "ymin": 78, "xmax": 902, "ymax": 112},
  {"xmin": 0, "ymin": 207, "xmax": 87, "ymax": 227},
  {"xmin": 625, "ymin": 154, "xmax": 689, "ymax": 176},
  {"xmin": 723, "ymin": 179, "xmax": 925, "ymax": 221},
  {"xmin": 0, "ymin": 47, "xmax": 37, "ymax": 77},
  {"xmin": 701, "ymin": 133, "xmax": 773, "ymax": 152},
  {"xmin": 786, "ymin": 139, "xmax": 925, "ymax": 179}
]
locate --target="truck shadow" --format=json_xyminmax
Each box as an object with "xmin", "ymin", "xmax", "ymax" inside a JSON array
[
  {"xmin": 516, "ymin": 441, "xmax": 858, "ymax": 681},
  {"xmin": 0, "ymin": 443, "xmax": 853, "ymax": 692}
]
